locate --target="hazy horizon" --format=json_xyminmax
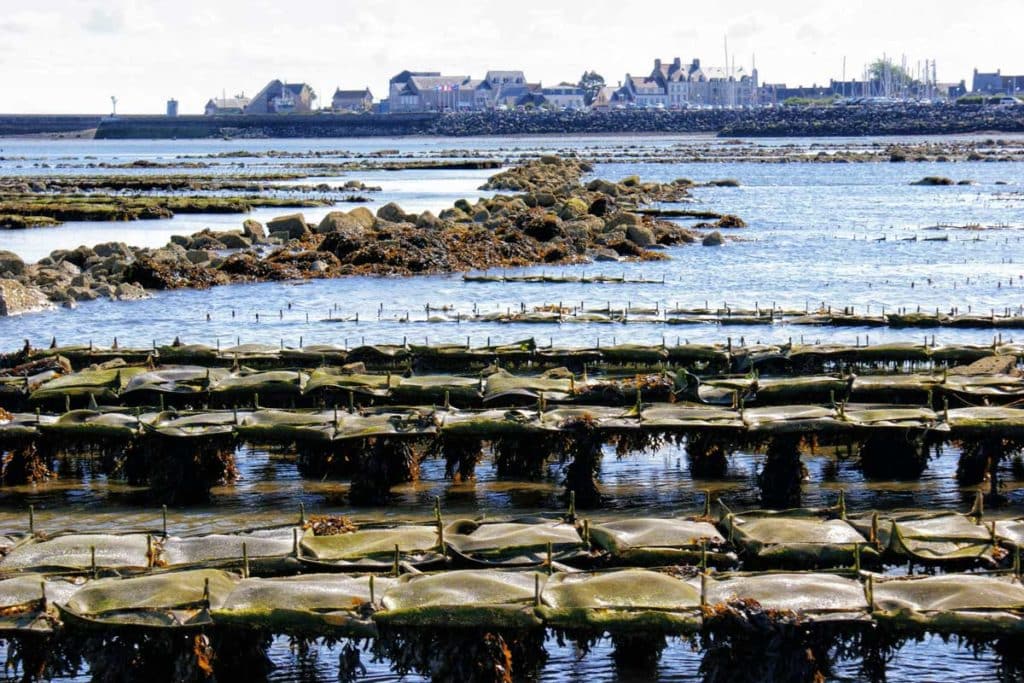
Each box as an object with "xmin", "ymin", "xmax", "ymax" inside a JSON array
[{"xmin": 1, "ymin": 0, "xmax": 1020, "ymax": 115}]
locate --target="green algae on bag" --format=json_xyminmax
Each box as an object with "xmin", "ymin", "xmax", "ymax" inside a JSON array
[
  {"xmin": 121, "ymin": 366, "xmax": 229, "ymax": 402},
  {"xmin": 37, "ymin": 410, "xmax": 141, "ymax": 441},
  {"xmin": 720, "ymin": 509, "xmax": 877, "ymax": 569},
  {"xmin": 280, "ymin": 344, "xmax": 350, "ymax": 365},
  {"xmin": 539, "ymin": 568, "xmax": 702, "ymax": 632},
  {"xmin": 61, "ymin": 569, "xmax": 238, "ymax": 628},
  {"xmin": 841, "ymin": 404, "xmax": 943, "ymax": 430},
  {"xmin": 161, "ymin": 527, "xmax": 298, "ymax": 568},
  {"xmin": 1, "ymin": 533, "xmax": 152, "ymax": 573},
  {"xmin": 156, "ymin": 344, "xmax": 219, "ymax": 364},
  {"xmin": 741, "ymin": 405, "xmax": 841, "ymax": 434},
  {"xmin": 145, "ymin": 410, "xmax": 240, "ymax": 438},
  {"xmin": 596, "ymin": 344, "xmax": 670, "ymax": 365},
  {"xmin": 29, "ymin": 367, "xmax": 147, "ymax": 406},
  {"xmin": 443, "ymin": 519, "xmax": 585, "ymax": 566},
  {"xmin": 303, "ymin": 368, "xmax": 398, "ymax": 398},
  {"xmin": 237, "ymin": 409, "xmax": 336, "ymax": 443},
  {"xmin": 589, "ymin": 518, "xmax": 734, "ymax": 566},
  {"xmin": 299, "ymin": 525, "xmax": 444, "ymax": 569},
  {"xmin": 483, "ymin": 372, "xmax": 573, "ymax": 405},
  {"xmin": 872, "ymin": 574, "xmax": 1024, "ymax": 634},
  {"xmin": 213, "ymin": 573, "xmax": 394, "ymax": 634},
  {"xmin": 209, "ymin": 370, "xmax": 307, "ymax": 404},
  {"xmin": 333, "ymin": 409, "xmax": 438, "ymax": 441},
  {"xmin": 391, "ymin": 375, "xmax": 481, "ymax": 407},
  {"xmin": 377, "ymin": 569, "xmax": 544, "ymax": 628},
  {"xmin": 753, "ymin": 376, "xmax": 849, "ymax": 405},
  {"xmin": 706, "ymin": 572, "xmax": 869, "ymax": 622},
  {"xmin": 439, "ymin": 409, "xmax": 543, "ymax": 438},
  {"xmin": 0, "ymin": 574, "xmax": 83, "ymax": 633},
  {"xmin": 947, "ymin": 407, "xmax": 1024, "ymax": 437},
  {"xmin": 636, "ymin": 405, "xmax": 743, "ymax": 430},
  {"xmin": 849, "ymin": 511, "xmax": 997, "ymax": 565}
]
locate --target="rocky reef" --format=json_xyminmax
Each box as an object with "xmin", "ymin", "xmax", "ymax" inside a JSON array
[{"xmin": 0, "ymin": 158, "xmax": 716, "ymax": 314}]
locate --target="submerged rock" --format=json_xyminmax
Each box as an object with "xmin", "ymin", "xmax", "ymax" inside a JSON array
[
  {"xmin": 702, "ymin": 231, "xmax": 725, "ymax": 246},
  {"xmin": 911, "ymin": 176, "xmax": 955, "ymax": 186}
]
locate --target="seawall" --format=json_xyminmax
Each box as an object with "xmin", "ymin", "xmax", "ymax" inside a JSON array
[{"xmin": 1, "ymin": 105, "xmax": 1021, "ymax": 140}]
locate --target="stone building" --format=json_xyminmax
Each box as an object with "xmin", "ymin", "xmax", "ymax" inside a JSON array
[
  {"xmin": 245, "ymin": 80, "xmax": 316, "ymax": 114},
  {"xmin": 204, "ymin": 96, "xmax": 251, "ymax": 116},
  {"xmin": 331, "ymin": 88, "xmax": 374, "ymax": 112}
]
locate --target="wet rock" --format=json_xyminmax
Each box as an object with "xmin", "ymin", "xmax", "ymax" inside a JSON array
[
  {"xmin": 416, "ymin": 211, "xmax": 442, "ymax": 229},
  {"xmin": 702, "ymin": 231, "xmax": 725, "ymax": 246},
  {"xmin": 93, "ymin": 283, "xmax": 115, "ymax": 298},
  {"xmin": 620, "ymin": 175, "xmax": 641, "ymax": 187},
  {"xmin": 625, "ymin": 224, "xmax": 656, "ymax": 247},
  {"xmin": 93, "ymin": 242, "xmax": 133, "ymax": 260},
  {"xmin": 588, "ymin": 196, "xmax": 610, "ymax": 217},
  {"xmin": 521, "ymin": 212, "xmax": 564, "ymax": 242},
  {"xmin": 587, "ymin": 179, "xmax": 619, "ymax": 196},
  {"xmin": 589, "ymin": 248, "xmax": 620, "ymax": 262},
  {"xmin": 242, "ymin": 219, "xmax": 266, "ymax": 241},
  {"xmin": 190, "ymin": 234, "xmax": 227, "ymax": 251},
  {"xmin": 217, "ymin": 232, "xmax": 252, "ymax": 250},
  {"xmin": 266, "ymin": 213, "xmax": 310, "ymax": 239},
  {"xmin": 69, "ymin": 286, "xmax": 98, "ymax": 301},
  {"xmin": 70, "ymin": 273, "xmax": 93, "ymax": 288},
  {"xmin": 58, "ymin": 260, "xmax": 81, "ymax": 277},
  {"xmin": 0, "ymin": 278, "xmax": 53, "ymax": 315},
  {"xmin": 0, "ymin": 250, "xmax": 26, "ymax": 278},
  {"xmin": 558, "ymin": 197, "xmax": 588, "ymax": 220},
  {"xmin": 66, "ymin": 246, "xmax": 96, "ymax": 268},
  {"xmin": 316, "ymin": 211, "xmax": 364, "ymax": 235},
  {"xmin": 533, "ymin": 191, "xmax": 556, "ymax": 208},
  {"xmin": 170, "ymin": 234, "xmax": 191, "ymax": 248},
  {"xmin": 439, "ymin": 207, "xmax": 470, "ymax": 222},
  {"xmin": 348, "ymin": 206, "xmax": 376, "ymax": 230},
  {"xmin": 716, "ymin": 214, "xmax": 747, "ymax": 228},
  {"xmin": 186, "ymin": 249, "xmax": 216, "ymax": 265},
  {"xmin": 911, "ymin": 176, "xmax": 955, "ymax": 186},
  {"xmin": 376, "ymin": 202, "xmax": 410, "ymax": 224},
  {"xmin": 605, "ymin": 212, "xmax": 642, "ymax": 231}
]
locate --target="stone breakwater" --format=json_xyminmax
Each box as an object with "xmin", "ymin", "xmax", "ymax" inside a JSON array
[
  {"xmin": 82, "ymin": 104, "xmax": 1024, "ymax": 140},
  {"xmin": 0, "ymin": 158, "xmax": 712, "ymax": 315}
]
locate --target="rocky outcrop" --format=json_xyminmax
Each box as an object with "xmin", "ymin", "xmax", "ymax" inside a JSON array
[
  {"xmin": 4, "ymin": 157, "xmax": 732, "ymax": 312},
  {"xmin": 0, "ymin": 279, "xmax": 53, "ymax": 316}
]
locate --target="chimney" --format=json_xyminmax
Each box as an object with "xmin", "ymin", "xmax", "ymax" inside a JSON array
[{"xmin": 654, "ymin": 59, "xmax": 662, "ymax": 71}]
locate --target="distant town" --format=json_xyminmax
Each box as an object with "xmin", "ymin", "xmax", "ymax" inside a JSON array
[{"xmin": 186, "ymin": 56, "xmax": 1024, "ymax": 118}]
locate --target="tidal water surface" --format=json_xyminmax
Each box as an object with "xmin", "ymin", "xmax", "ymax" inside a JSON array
[{"xmin": 1, "ymin": 134, "xmax": 1023, "ymax": 681}]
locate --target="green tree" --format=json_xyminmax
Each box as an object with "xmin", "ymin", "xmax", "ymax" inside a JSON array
[
  {"xmin": 869, "ymin": 58, "xmax": 917, "ymax": 85},
  {"xmin": 577, "ymin": 71, "xmax": 606, "ymax": 106}
]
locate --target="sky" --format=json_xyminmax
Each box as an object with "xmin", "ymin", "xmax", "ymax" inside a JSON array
[{"xmin": 0, "ymin": 0, "xmax": 1020, "ymax": 114}]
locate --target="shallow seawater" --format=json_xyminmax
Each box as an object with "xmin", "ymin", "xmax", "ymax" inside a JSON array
[{"xmin": 1, "ymin": 133, "xmax": 1024, "ymax": 681}]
